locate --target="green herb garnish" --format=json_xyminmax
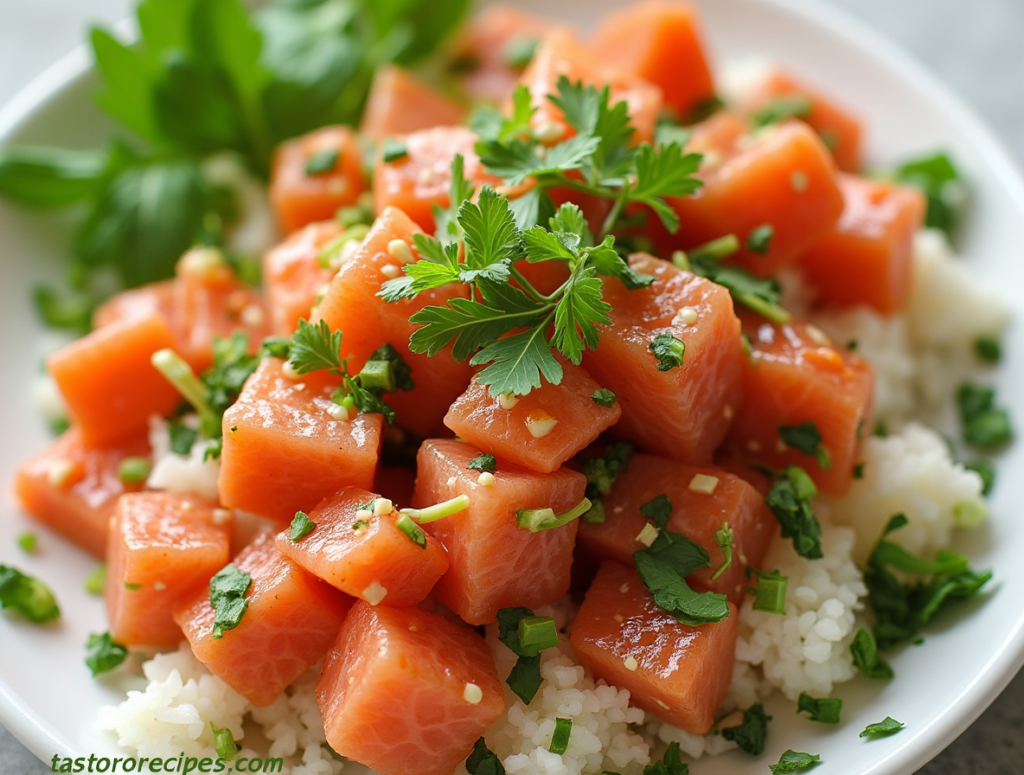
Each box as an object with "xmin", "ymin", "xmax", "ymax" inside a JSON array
[
  {"xmin": 642, "ymin": 741, "xmax": 688, "ymax": 775},
  {"xmin": 765, "ymin": 466, "xmax": 823, "ymax": 560},
  {"xmin": 672, "ymin": 247, "xmax": 790, "ymax": 324},
  {"xmin": 381, "ymin": 138, "xmax": 409, "ymax": 163},
  {"xmin": 957, "ymin": 382, "xmax": 1013, "ymax": 449},
  {"xmin": 749, "ymin": 568, "xmax": 788, "ymax": 614},
  {"xmin": 304, "ymin": 148, "xmax": 339, "ymax": 176},
  {"xmin": 468, "ymin": 453, "xmax": 498, "ymax": 474},
  {"xmin": 890, "ymin": 152, "xmax": 965, "ymax": 239},
  {"xmin": 779, "ymin": 422, "xmax": 831, "ymax": 470},
  {"xmin": 769, "ymin": 750, "xmax": 821, "ymax": 774},
  {"xmin": 965, "ymin": 460, "xmax": 995, "ymax": 496},
  {"xmin": 519, "ymin": 616, "xmax": 559, "ymax": 651},
  {"xmin": 503, "ymin": 36, "xmax": 538, "ymax": 69},
  {"xmin": 84, "ymin": 564, "xmax": 106, "ymax": 596},
  {"xmin": 591, "ymin": 388, "xmax": 617, "ymax": 407},
  {"xmin": 85, "ymin": 631, "xmax": 128, "ymax": 676},
  {"xmin": 639, "ymin": 494, "xmax": 673, "ymax": 528},
  {"xmin": 650, "ymin": 333, "xmax": 686, "ymax": 371},
  {"xmin": 859, "ymin": 716, "xmax": 904, "ymax": 738},
  {"xmin": 0, "ymin": 564, "xmax": 60, "ymax": 623},
  {"xmin": 209, "ymin": 564, "xmax": 252, "ymax": 639},
  {"xmin": 633, "ymin": 530, "xmax": 730, "ymax": 626},
  {"xmin": 396, "ymin": 514, "xmax": 428, "ymax": 547},
  {"xmin": 548, "ymin": 718, "xmax": 573, "ymax": 755},
  {"xmin": 497, "ymin": 606, "xmax": 559, "ymax": 704},
  {"xmin": 466, "ymin": 737, "xmax": 505, "ymax": 775},
  {"xmin": 118, "ymin": 456, "xmax": 152, "ymax": 484},
  {"xmin": 721, "ymin": 703, "xmax": 770, "ymax": 755},
  {"xmin": 849, "ymin": 627, "xmax": 893, "ymax": 680},
  {"xmin": 973, "ymin": 334, "xmax": 1002, "ymax": 364},
  {"xmin": 796, "ymin": 693, "xmax": 842, "ymax": 724},
  {"xmin": 211, "ymin": 722, "xmax": 239, "ymax": 761},
  {"xmin": 17, "ymin": 532, "xmax": 38, "ymax": 554},
  {"xmin": 747, "ymin": 224, "xmax": 774, "ymax": 254},
  {"xmin": 517, "ymin": 498, "xmax": 592, "ymax": 532},
  {"xmin": 710, "ymin": 523, "xmax": 734, "ymax": 580},
  {"xmin": 289, "ymin": 511, "xmax": 316, "ymax": 542},
  {"xmin": 752, "ymin": 95, "xmax": 812, "ymax": 128}
]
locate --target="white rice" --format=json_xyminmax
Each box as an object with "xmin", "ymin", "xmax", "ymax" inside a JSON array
[{"xmin": 147, "ymin": 415, "xmax": 222, "ymax": 502}]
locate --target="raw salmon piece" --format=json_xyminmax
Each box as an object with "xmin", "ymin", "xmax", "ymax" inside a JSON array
[
  {"xmin": 263, "ymin": 221, "xmax": 342, "ymax": 337},
  {"xmin": 576, "ymin": 453, "xmax": 775, "ymax": 604},
  {"xmin": 174, "ymin": 531, "xmax": 352, "ymax": 707},
  {"xmin": 570, "ymin": 561, "xmax": 737, "ymax": 734},
  {"xmin": 740, "ymin": 68, "xmax": 863, "ymax": 172},
  {"xmin": 312, "ymin": 207, "xmax": 475, "ymax": 437},
  {"xmin": 444, "ymin": 359, "xmax": 621, "ymax": 474},
  {"xmin": 317, "ymin": 602, "xmax": 504, "ymax": 775},
  {"xmin": 372, "ymin": 125, "xmax": 502, "ymax": 233},
  {"xmin": 799, "ymin": 174, "xmax": 926, "ymax": 314},
  {"xmin": 14, "ymin": 428, "xmax": 150, "ymax": 557},
  {"xmin": 582, "ymin": 253, "xmax": 743, "ymax": 464},
  {"xmin": 722, "ymin": 311, "xmax": 874, "ymax": 496},
  {"xmin": 106, "ymin": 493, "xmax": 231, "ymax": 647},
  {"xmin": 47, "ymin": 314, "xmax": 183, "ymax": 447},
  {"xmin": 520, "ymin": 30, "xmax": 662, "ymax": 146},
  {"xmin": 360, "ymin": 65, "xmax": 466, "ymax": 142},
  {"xmin": 93, "ymin": 280, "xmax": 176, "ymax": 330},
  {"xmin": 453, "ymin": 5, "xmax": 567, "ymax": 103},
  {"xmin": 275, "ymin": 486, "xmax": 448, "ymax": 607},
  {"xmin": 270, "ymin": 125, "xmax": 368, "ymax": 233},
  {"xmin": 414, "ymin": 439, "xmax": 586, "ymax": 624},
  {"xmin": 649, "ymin": 121, "xmax": 845, "ymax": 277},
  {"xmin": 591, "ymin": 1, "xmax": 715, "ymax": 119},
  {"xmin": 218, "ymin": 358, "xmax": 382, "ymax": 522}
]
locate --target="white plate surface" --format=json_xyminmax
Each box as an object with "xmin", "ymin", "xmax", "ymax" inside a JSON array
[{"xmin": 1, "ymin": 0, "xmax": 1023, "ymax": 772}]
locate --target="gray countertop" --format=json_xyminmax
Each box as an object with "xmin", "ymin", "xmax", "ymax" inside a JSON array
[{"xmin": 1, "ymin": 0, "xmax": 1022, "ymax": 772}]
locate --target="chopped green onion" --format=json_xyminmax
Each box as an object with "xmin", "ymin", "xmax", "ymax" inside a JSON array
[
  {"xmin": 211, "ymin": 722, "xmax": 239, "ymax": 761},
  {"xmin": 400, "ymin": 494, "xmax": 471, "ymax": 524},
  {"xmin": 316, "ymin": 224, "xmax": 371, "ymax": 269},
  {"xmin": 582, "ymin": 500, "xmax": 606, "ymax": 524},
  {"xmin": 304, "ymin": 148, "xmax": 339, "ymax": 176},
  {"xmin": 381, "ymin": 138, "xmax": 408, "ymax": 163},
  {"xmin": 17, "ymin": 532, "xmax": 37, "ymax": 554},
  {"xmin": 356, "ymin": 359, "xmax": 396, "ymax": 392},
  {"xmin": 751, "ymin": 569, "xmax": 788, "ymax": 614},
  {"xmin": 118, "ymin": 456, "xmax": 152, "ymax": 484},
  {"xmin": 517, "ymin": 498, "xmax": 592, "ymax": 532},
  {"xmin": 151, "ymin": 349, "xmax": 219, "ymax": 437},
  {"xmin": 859, "ymin": 716, "xmax": 904, "ymax": 738},
  {"xmin": 518, "ymin": 615, "xmax": 559, "ymax": 651},
  {"xmin": 649, "ymin": 333, "xmax": 685, "ymax": 371},
  {"xmin": 0, "ymin": 564, "xmax": 60, "ymax": 623},
  {"xmin": 289, "ymin": 511, "xmax": 316, "ymax": 542},
  {"xmin": 396, "ymin": 514, "xmax": 427, "ymax": 548},
  {"xmin": 688, "ymin": 234, "xmax": 741, "ymax": 263},
  {"xmin": 747, "ymin": 224, "xmax": 774, "ymax": 254},
  {"xmin": 468, "ymin": 453, "xmax": 497, "ymax": 474},
  {"xmin": 796, "ymin": 692, "xmax": 842, "ymax": 724},
  {"xmin": 84, "ymin": 631, "xmax": 128, "ymax": 676},
  {"xmin": 549, "ymin": 718, "xmax": 572, "ymax": 755},
  {"xmin": 84, "ymin": 564, "xmax": 106, "ymax": 596},
  {"xmin": 711, "ymin": 523, "xmax": 733, "ymax": 580},
  {"xmin": 591, "ymin": 388, "xmax": 617, "ymax": 407},
  {"xmin": 124, "ymin": 582, "xmax": 141, "ymax": 591}
]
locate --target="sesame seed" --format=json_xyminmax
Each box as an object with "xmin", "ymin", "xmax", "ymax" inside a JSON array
[
  {"xmin": 619, "ymin": 583, "xmax": 630, "ymax": 594},
  {"xmin": 525, "ymin": 411, "xmax": 557, "ymax": 438},
  {"xmin": 689, "ymin": 473, "xmax": 719, "ymax": 494},
  {"xmin": 674, "ymin": 307, "xmax": 699, "ymax": 326},
  {"xmin": 47, "ymin": 460, "xmax": 76, "ymax": 489},
  {"xmin": 374, "ymin": 498, "xmax": 394, "ymax": 517},
  {"xmin": 281, "ymin": 362, "xmax": 301, "ymax": 380},
  {"xmin": 635, "ymin": 523, "xmax": 660, "ymax": 547},
  {"xmin": 623, "ymin": 655, "xmax": 638, "ymax": 671},
  {"xmin": 498, "ymin": 393, "xmax": 519, "ymax": 410},
  {"xmin": 154, "ymin": 580, "xmax": 167, "ymax": 591},
  {"xmin": 791, "ymin": 170, "xmax": 809, "ymax": 192},
  {"xmin": 362, "ymin": 581, "xmax": 388, "ymax": 605},
  {"xmin": 534, "ymin": 121, "xmax": 566, "ymax": 143},
  {"xmin": 326, "ymin": 403, "xmax": 350, "ymax": 421},
  {"xmin": 478, "ymin": 472, "xmax": 495, "ymax": 487},
  {"xmin": 212, "ymin": 509, "xmax": 232, "ymax": 526},
  {"xmin": 463, "ymin": 683, "xmax": 483, "ymax": 704},
  {"xmin": 613, "ymin": 506, "xmax": 624, "ymax": 514},
  {"xmin": 723, "ymin": 405, "xmax": 734, "ymax": 420},
  {"xmin": 387, "ymin": 239, "xmax": 415, "ymax": 265},
  {"xmin": 381, "ymin": 263, "xmax": 401, "ymax": 279},
  {"xmin": 241, "ymin": 304, "xmax": 265, "ymax": 328},
  {"xmin": 355, "ymin": 509, "xmax": 373, "ymax": 521}
]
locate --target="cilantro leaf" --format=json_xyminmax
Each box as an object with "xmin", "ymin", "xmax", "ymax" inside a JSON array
[
  {"xmin": 209, "ymin": 564, "xmax": 252, "ymax": 639},
  {"xmin": 630, "ymin": 142, "xmax": 703, "ymax": 232},
  {"xmin": 796, "ymin": 693, "xmax": 842, "ymax": 724},
  {"xmin": 591, "ymin": 388, "xmax": 617, "ymax": 407},
  {"xmin": 891, "ymin": 152, "xmax": 965, "ymax": 240},
  {"xmin": 957, "ymin": 382, "xmax": 1013, "ymax": 449},
  {"xmin": 459, "ymin": 186, "xmax": 520, "ymax": 279},
  {"xmin": 633, "ymin": 531, "xmax": 729, "ymax": 626},
  {"xmin": 466, "ymin": 737, "xmax": 506, "ymax": 775},
  {"xmin": 288, "ymin": 318, "xmax": 344, "ymax": 375},
  {"xmin": 471, "ymin": 325, "xmax": 565, "ymax": 397},
  {"xmin": 779, "ymin": 422, "xmax": 832, "ymax": 470},
  {"xmin": 650, "ymin": 333, "xmax": 685, "ymax": 371},
  {"xmin": 640, "ymin": 494, "xmax": 673, "ymax": 528},
  {"xmin": 289, "ymin": 511, "xmax": 316, "ymax": 542},
  {"xmin": 85, "ymin": 631, "xmax": 128, "ymax": 676},
  {"xmin": 0, "ymin": 564, "xmax": 60, "ymax": 624},
  {"xmin": 642, "ymin": 741, "xmax": 688, "ymax": 775},
  {"xmin": 468, "ymin": 453, "xmax": 497, "ymax": 474},
  {"xmin": 721, "ymin": 703, "xmax": 771, "ymax": 755},
  {"xmin": 552, "ymin": 266, "xmax": 611, "ymax": 364},
  {"xmin": 859, "ymin": 717, "xmax": 904, "ymax": 739},
  {"xmin": 765, "ymin": 467, "xmax": 823, "ymax": 560},
  {"xmin": 769, "ymin": 750, "xmax": 821, "ymax": 774},
  {"xmin": 433, "ymin": 153, "xmax": 475, "ymax": 244},
  {"xmin": 849, "ymin": 627, "xmax": 893, "ymax": 680}
]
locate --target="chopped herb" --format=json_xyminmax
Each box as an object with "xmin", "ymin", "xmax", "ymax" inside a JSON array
[
  {"xmin": 582, "ymin": 500, "xmax": 606, "ymax": 524},
  {"xmin": 779, "ymin": 422, "xmax": 831, "ymax": 470},
  {"xmin": 769, "ymin": 750, "xmax": 821, "ymax": 774},
  {"xmin": 289, "ymin": 511, "xmax": 316, "ymax": 542},
  {"xmin": 853, "ymin": 462, "xmax": 865, "ymax": 480},
  {"xmin": 399, "ymin": 495, "xmax": 471, "ymax": 524},
  {"xmin": 468, "ymin": 453, "xmax": 498, "ymax": 474},
  {"xmin": 849, "ymin": 627, "xmax": 893, "ymax": 680},
  {"xmin": 381, "ymin": 138, "xmax": 409, "ymax": 163},
  {"xmin": 633, "ymin": 530, "xmax": 730, "ymax": 626},
  {"xmin": 890, "ymin": 152, "xmax": 965, "ymax": 239},
  {"xmin": 355, "ymin": 359, "xmax": 396, "ymax": 392},
  {"xmin": 688, "ymin": 234, "xmax": 740, "ymax": 262},
  {"xmin": 591, "ymin": 388, "xmax": 617, "ymax": 407},
  {"xmin": 84, "ymin": 564, "xmax": 106, "ymax": 596},
  {"xmin": 17, "ymin": 532, "xmax": 38, "ymax": 554},
  {"xmin": 211, "ymin": 722, "xmax": 239, "ymax": 762},
  {"xmin": 124, "ymin": 582, "xmax": 142, "ymax": 591},
  {"xmin": 288, "ymin": 318, "xmax": 345, "ymax": 375},
  {"xmin": 320, "ymin": 743, "xmax": 344, "ymax": 762},
  {"xmin": 168, "ymin": 421, "xmax": 198, "ymax": 455},
  {"xmin": 582, "ymin": 443, "xmax": 633, "ymax": 501},
  {"xmin": 796, "ymin": 693, "xmax": 842, "ymax": 724},
  {"xmin": 957, "ymin": 382, "xmax": 1013, "ymax": 449},
  {"xmin": 517, "ymin": 498, "xmax": 592, "ymax": 532},
  {"xmin": 519, "ymin": 616, "xmax": 559, "ymax": 651},
  {"xmin": 710, "ymin": 523, "xmax": 734, "ymax": 581},
  {"xmin": 846, "ymin": 339, "xmax": 859, "ymax": 352},
  {"xmin": 503, "ymin": 36, "xmax": 538, "ymax": 69},
  {"xmin": 965, "ymin": 460, "xmax": 995, "ymax": 496},
  {"xmin": 84, "ymin": 631, "xmax": 128, "ymax": 676},
  {"xmin": 673, "ymin": 249, "xmax": 790, "ymax": 324},
  {"xmin": 747, "ymin": 224, "xmax": 774, "ymax": 254},
  {"xmin": 650, "ymin": 333, "xmax": 686, "ymax": 371},
  {"xmin": 366, "ymin": 344, "xmax": 415, "ymax": 391},
  {"xmin": 639, "ymin": 494, "xmax": 673, "ymax": 528},
  {"xmin": 118, "ymin": 456, "xmax": 152, "ymax": 484},
  {"xmin": 642, "ymin": 741, "xmax": 688, "ymax": 774},
  {"xmin": 549, "ymin": 718, "xmax": 572, "ymax": 755},
  {"xmin": 209, "ymin": 564, "xmax": 252, "ymax": 639},
  {"xmin": 48, "ymin": 415, "xmax": 71, "ymax": 436},
  {"xmin": 859, "ymin": 716, "xmax": 904, "ymax": 738},
  {"xmin": 497, "ymin": 606, "xmax": 559, "ymax": 704},
  {"xmin": 466, "ymin": 737, "xmax": 505, "ymax": 775},
  {"xmin": 304, "ymin": 148, "xmax": 339, "ymax": 176},
  {"xmin": 873, "ymin": 420, "xmax": 888, "ymax": 438},
  {"xmin": 749, "ymin": 568, "xmax": 788, "ymax": 614},
  {"xmin": 0, "ymin": 564, "xmax": 60, "ymax": 623},
  {"xmin": 765, "ymin": 466, "xmax": 823, "ymax": 559},
  {"xmin": 752, "ymin": 95, "xmax": 812, "ymax": 128},
  {"xmin": 351, "ymin": 519, "xmax": 369, "ymax": 531},
  {"xmin": 973, "ymin": 335, "xmax": 1002, "ymax": 364},
  {"xmin": 721, "ymin": 703, "xmax": 770, "ymax": 755},
  {"xmin": 396, "ymin": 514, "xmax": 428, "ymax": 548}
]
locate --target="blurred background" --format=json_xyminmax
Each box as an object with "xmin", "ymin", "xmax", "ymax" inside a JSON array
[{"xmin": 0, "ymin": 0, "xmax": 1022, "ymax": 773}]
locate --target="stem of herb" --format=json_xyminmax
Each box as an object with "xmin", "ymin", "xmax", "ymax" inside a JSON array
[
  {"xmin": 400, "ymin": 494, "xmax": 471, "ymax": 524},
  {"xmin": 151, "ymin": 349, "xmax": 219, "ymax": 436}
]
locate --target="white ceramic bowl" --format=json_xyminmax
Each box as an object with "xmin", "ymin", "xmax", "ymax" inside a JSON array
[{"xmin": 2, "ymin": 0, "xmax": 1023, "ymax": 772}]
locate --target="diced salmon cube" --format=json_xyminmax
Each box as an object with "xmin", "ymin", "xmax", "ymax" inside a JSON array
[
  {"xmin": 269, "ymin": 125, "xmax": 368, "ymax": 234},
  {"xmin": 740, "ymin": 68, "xmax": 863, "ymax": 172},
  {"xmin": 317, "ymin": 602, "xmax": 504, "ymax": 775},
  {"xmin": 414, "ymin": 439, "xmax": 586, "ymax": 625},
  {"xmin": 651, "ymin": 121, "xmax": 845, "ymax": 277},
  {"xmin": 520, "ymin": 30, "xmax": 662, "ymax": 146},
  {"xmin": 263, "ymin": 221, "xmax": 342, "ymax": 337},
  {"xmin": 275, "ymin": 486, "xmax": 448, "ymax": 608},
  {"xmin": 106, "ymin": 493, "xmax": 231, "ymax": 647},
  {"xmin": 583, "ymin": 253, "xmax": 743, "ymax": 464},
  {"xmin": 312, "ymin": 207, "xmax": 475, "ymax": 437},
  {"xmin": 570, "ymin": 561, "xmax": 737, "ymax": 734},
  {"xmin": 174, "ymin": 531, "xmax": 352, "ymax": 707},
  {"xmin": 14, "ymin": 428, "xmax": 150, "ymax": 557},
  {"xmin": 47, "ymin": 314, "xmax": 183, "ymax": 447},
  {"xmin": 444, "ymin": 359, "xmax": 621, "ymax": 474},
  {"xmin": 360, "ymin": 65, "xmax": 466, "ymax": 142},
  {"xmin": 576, "ymin": 453, "xmax": 775, "ymax": 604},
  {"xmin": 93, "ymin": 280, "xmax": 176, "ymax": 330},
  {"xmin": 591, "ymin": 0, "xmax": 715, "ymax": 119},
  {"xmin": 218, "ymin": 358, "xmax": 382, "ymax": 521},
  {"xmin": 722, "ymin": 312, "xmax": 874, "ymax": 496},
  {"xmin": 799, "ymin": 174, "xmax": 926, "ymax": 314}
]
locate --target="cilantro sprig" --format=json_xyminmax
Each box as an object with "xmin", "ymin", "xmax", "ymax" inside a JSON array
[{"xmin": 633, "ymin": 530, "xmax": 730, "ymax": 626}]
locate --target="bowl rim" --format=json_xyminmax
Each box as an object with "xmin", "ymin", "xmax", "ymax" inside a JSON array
[{"xmin": 1, "ymin": 0, "xmax": 1024, "ymax": 772}]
